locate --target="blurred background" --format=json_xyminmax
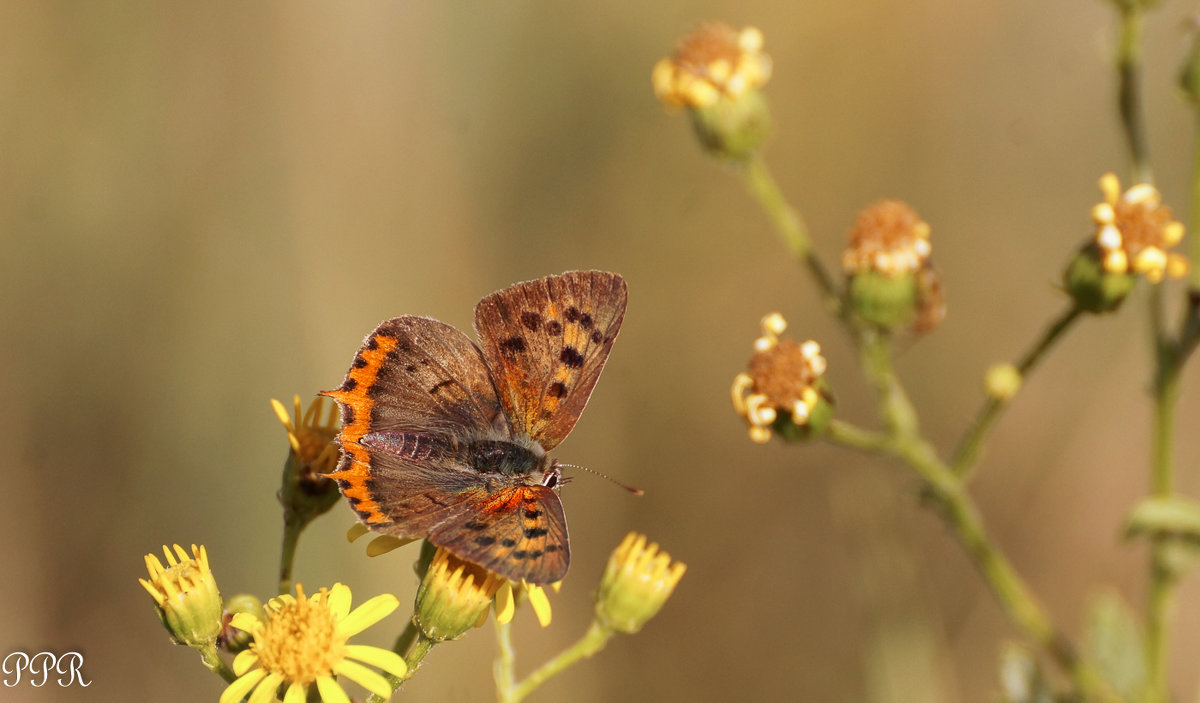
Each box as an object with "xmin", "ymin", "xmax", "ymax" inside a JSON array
[{"xmin": 3, "ymin": 1, "xmax": 1200, "ymax": 701}]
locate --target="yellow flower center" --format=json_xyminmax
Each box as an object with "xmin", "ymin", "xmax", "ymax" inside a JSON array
[{"xmin": 253, "ymin": 588, "xmax": 345, "ymax": 684}]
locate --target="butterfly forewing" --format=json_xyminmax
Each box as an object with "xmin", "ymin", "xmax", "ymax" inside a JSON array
[
  {"xmin": 323, "ymin": 316, "xmax": 503, "ymax": 528},
  {"xmin": 475, "ymin": 271, "xmax": 627, "ymax": 449}
]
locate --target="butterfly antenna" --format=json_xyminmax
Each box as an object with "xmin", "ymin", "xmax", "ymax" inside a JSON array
[{"xmin": 557, "ymin": 463, "xmax": 644, "ymax": 496}]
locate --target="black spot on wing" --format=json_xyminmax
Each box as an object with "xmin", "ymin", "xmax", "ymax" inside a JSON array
[
  {"xmin": 500, "ymin": 336, "xmax": 527, "ymax": 353},
  {"xmin": 520, "ymin": 311, "xmax": 542, "ymax": 331},
  {"xmin": 560, "ymin": 347, "xmax": 584, "ymax": 368}
]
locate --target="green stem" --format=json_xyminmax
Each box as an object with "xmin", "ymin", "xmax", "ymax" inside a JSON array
[
  {"xmin": 1117, "ymin": 4, "xmax": 1152, "ymax": 184},
  {"xmin": 197, "ymin": 643, "xmax": 236, "ymax": 683},
  {"xmin": 367, "ymin": 627, "xmax": 435, "ymax": 703},
  {"xmin": 1145, "ymin": 330, "xmax": 1182, "ymax": 703},
  {"xmin": 1190, "ymin": 111, "xmax": 1200, "ymax": 292},
  {"xmin": 278, "ymin": 518, "xmax": 302, "ymax": 596},
  {"xmin": 502, "ymin": 621, "xmax": 614, "ymax": 703},
  {"xmin": 951, "ymin": 304, "xmax": 1084, "ymax": 480},
  {"xmin": 854, "ymin": 326, "xmax": 1117, "ymax": 700},
  {"xmin": 741, "ymin": 153, "xmax": 841, "ymax": 310},
  {"xmin": 493, "ymin": 619, "xmax": 517, "ymax": 700}
]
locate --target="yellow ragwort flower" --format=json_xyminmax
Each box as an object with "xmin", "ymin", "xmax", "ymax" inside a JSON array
[
  {"xmin": 272, "ymin": 395, "xmax": 340, "ymax": 477},
  {"xmin": 596, "ymin": 532, "xmax": 686, "ymax": 634},
  {"xmin": 222, "ymin": 583, "xmax": 406, "ymax": 703},
  {"xmin": 732, "ymin": 313, "xmax": 830, "ymax": 443},
  {"xmin": 414, "ymin": 547, "xmax": 506, "ymax": 641},
  {"xmin": 1090, "ymin": 173, "xmax": 1188, "ymax": 283},
  {"xmin": 652, "ymin": 23, "xmax": 771, "ymax": 110},
  {"xmin": 140, "ymin": 544, "xmax": 223, "ymax": 648}
]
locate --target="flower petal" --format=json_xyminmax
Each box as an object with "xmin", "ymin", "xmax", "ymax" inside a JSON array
[
  {"xmin": 527, "ymin": 585, "xmax": 552, "ymax": 628},
  {"xmin": 344, "ymin": 644, "xmax": 408, "ymax": 679},
  {"xmin": 334, "ymin": 658, "xmax": 393, "ymax": 698},
  {"xmin": 494, "ymin": 582, "xmax": 515, "ymax": 624},
  {"xmin": 220, "ymin": 669, "xmax": 267, "ymax": 703},
  {"xmin": 316, "ymin": 675, "xmax": 352, "ymax": 703},
  {"xmin": 229, "ymin": 612, "xmax": 262, "ymax": 636},
  {"xmin": 326, "ymin": 583, "xmax": 352, "ymax": 619},
  {"xmin": 283, "ymin": 681, "xmax": 307, "ymax": 703},
  {"xmin": 249, "ymin": 673, "xmax": 284, "ymax": 703},
  {"xmin": 231, "ymin": 649, "xmax": 260, "ymax": 676},
  {"xmin": 337, "ymin": 593, "xmax": 398, "ymax": 637}
]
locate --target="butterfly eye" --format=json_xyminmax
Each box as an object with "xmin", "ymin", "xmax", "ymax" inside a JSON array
[{"xmin": 542, "ymin": 467, "xmax": 561, "ymax": 489}]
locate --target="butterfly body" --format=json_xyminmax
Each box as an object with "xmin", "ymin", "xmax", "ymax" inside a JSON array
[{"xmin": 323, "ymin": 271, "xmax": 627, "ymax": 584}]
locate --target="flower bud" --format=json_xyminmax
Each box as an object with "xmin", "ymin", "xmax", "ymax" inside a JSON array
[
  {"xmin": 596, "ymin": 533, "xmax": 686, "ymax": 634},
  {"xmin": 139, "ymin": 544, "xmax": 223, "ymax": 648},
  {"xmin": 413, "ymin": 547, "xmax": 504, "ymax": 641}
]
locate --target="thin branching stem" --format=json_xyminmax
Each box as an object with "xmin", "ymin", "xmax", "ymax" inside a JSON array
[
  {"xmin": 740, "ymin": 153, "xmax": 841, "ymax": 311},
  {"xmin": 501, "ymin": 622, "xmax": 614, "ymax": 703},
  {"xmin": 951, "ymin": 304, "xmax": 1084, "ymax": 480},
  {"xmin": 1117, "ymin": 4, "xmax": 1151, "ymax": 184}
]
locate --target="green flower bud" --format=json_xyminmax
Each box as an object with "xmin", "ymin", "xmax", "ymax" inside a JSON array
[
  {"xmin": 218, "ymin": 594, "xmax": 264, "ymax": 653},
  {"xmin": 596, "ymin": 533, "xmax": 686, "ymax": 634},
  {"xmin": 413, "ymin": 547, "xmax": 503, "ymax": 641},
  {"xmin": 1064, "ymin": 242, "xmax": 1136, "ymax": 313},
  {"xmin": 139, "ymin": 544, "xmax": 223, "ymax": 648}
]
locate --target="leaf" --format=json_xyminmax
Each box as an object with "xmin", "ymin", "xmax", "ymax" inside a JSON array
[{"xmin": 1083, "ymin": 589, "xmax": 1145, "ymax": 701}]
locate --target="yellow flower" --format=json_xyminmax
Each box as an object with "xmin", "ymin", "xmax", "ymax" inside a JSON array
[
  {"xmin": 1090, "ymin": 173, "xmax": 1187, "ymax": 284},
  {"xmin": 732, "ymin": 313, "xmax": 832, "ymax": 443},
  {"xmin": 596, "ymin": 533, "xmax": 686, "ymax": 634},
  {"xmin": 652, "ymin": 23, "xmax": 772, "ymax": 110},
  {"xmin": 271, "ymin": 395, "xmax": 340, "ymax": 477},
  {"xmin": 414, "ymin": 547, "xmax": 506, "ymax": 641},
  {"xmin": 361, "ymin": 538, "xmax": 557, "ymax": 633},
  {"xmin": 139, "ymin": 544, "xmax": 223, "ymax": 647},
  {"xmin": 222, "ymin": 583, "xmax": 406, "ymax": 703}
]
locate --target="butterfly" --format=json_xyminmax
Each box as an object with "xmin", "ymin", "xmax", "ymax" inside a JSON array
[{"xmin": 322, "ymin": 271, "xmax": 627, "ymax": 584}]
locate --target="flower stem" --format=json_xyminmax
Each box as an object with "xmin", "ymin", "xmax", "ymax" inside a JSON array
[
  {"xmin": 1116, "ymin": 4, "xmax": 1152, "ymax": 184},
  {"xmin": 493, "ymin": 618, "xmax": 517, "ymax": 698},
  {"xmin": 197, "ymin": 643, "xmax": 236, "ymax": 683},
  {"xmin": 951, "ymin": 304, "xmax": 1084, "ymax": 480},
  {"xmin": 277, "ymin": 518, "xmax": 302, "ymax": 597},
  {"xmin": 1190, "ymin": 111, "xmax": 1200, "ymax": 292},
  {"xmin": 854, "ymin": 329, "xmax": 1117, "ymax": 700},
  {"xmin": 741, "ymin": 153, "xmax": 841, "ymax": 310},
  {"xmin": 367, "ymin": 626, "xmax": 435, "ymax": 703},
  {"xmin": 501, "ymin": 621, "xmax": 614, "ymax": 703},
  {"xmin": 1145, "ymin": 325, "xmax": 1183, "ymax": 702}
]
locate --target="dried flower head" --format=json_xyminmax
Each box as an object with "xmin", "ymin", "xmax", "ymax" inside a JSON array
[
  {"xmin": 732, "ymin": 313, "xmax": 831, "ymax": 443},
  {"xmin": 842, "ymin": 200, "xmax": 932, "ymax": 278},
  {"xmin": 652, "ymin": 23, "xmax": 772, "ymax": 110},
  {"xmin": 1090, "ymin": 173, "xmax": 1187, "ymax": 284}
]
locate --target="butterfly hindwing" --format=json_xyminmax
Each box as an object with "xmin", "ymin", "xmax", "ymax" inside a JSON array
[
  {"xmin": 430, "ymin": 484, "xmax": 569, "ymax": 584},
  {"xmin": 474, "ymin": 271, "xmax": 627, "ymax": 449}
]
